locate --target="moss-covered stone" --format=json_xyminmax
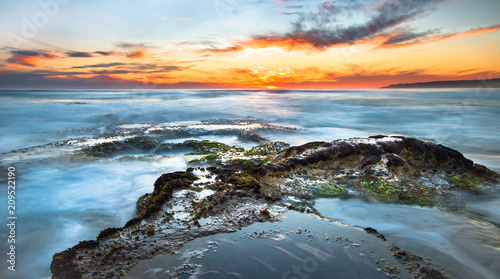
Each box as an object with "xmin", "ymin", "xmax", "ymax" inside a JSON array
[
  {"xmin": 315, "ymin": 183, "xmax": 348, "ymax": 197},
  {"xmin": 188, "ymin": 140, "xmax": 231, "ymax": 154},
  {"xmin": 101, "ymin": 245, "xmax": 123, "ymax": 264},
  {"xmin": 146, "ymin": 226, "xmax": 155, "ymax": 236},
  {"xmin": 51, "ymin": 249, "xmax": 81, "ymax": 279},
  {"xmin": 97, "ymin": 227, "xmax": 123, "ymax": 240},
  {"xmin": 82, "ymin": 136, "xmax": 160, "ymax": 157},
  {"xmin": 139, "ymin": 171, "xmax": 198, "ymax": 218},
  {"xmin": 253, "ymin": 136, "xmax": 499, "ymax": 205},
  {"xmin": 445, "ymin": 175, "xmax": 484, "ymax": 193},
  {"xmin": 188, "ymin": 154, "xmax": 221, "ymax": 164},
  {"xmin": 245, "ymin": 151, "xmax": 261, "ymax": 157},
  {"xmin": 229, "ymin": 173, "xmax": 261, "ymax": 191},
  {"xmin": 136, "ymin": 193, "xmax": 150, "ymax": 215},
  {"xmin": 205, "ymin": 181, "xmax": 230, "ymax": 191}
]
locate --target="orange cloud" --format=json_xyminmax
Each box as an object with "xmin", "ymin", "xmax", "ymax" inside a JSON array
[{"xmin": 126, "ymin": 50, "xmax": 145, "ymax": 59}]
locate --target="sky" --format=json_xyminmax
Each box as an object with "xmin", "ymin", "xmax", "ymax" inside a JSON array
[{"xmin": 0, "ymin": 0, "xmax": 499, "ymax": 89}]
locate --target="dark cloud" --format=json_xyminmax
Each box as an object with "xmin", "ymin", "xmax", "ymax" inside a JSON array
[
  {"xmin": 72, "ymin": 63, "xmax": 126, "ymax": 69},
  {"xmin": 116, "ymin": 42, "xmax": 152, "ymax": 49},
  {"xmin": 379, "ymin": 23, "xmax": 500, "ymax": 47},
  {"xmin": 209, "ymin": 0, "xmax": 445, "ymax": 51},
  {"xmin": 383, "ymin": 30, "xmax": 437, "ymax": 46},
  {"xmin": 0, "ymin": 70, "xmax": 231, "ymax": 90},
  {"xmin": 94, "ymin": 51, "xmax": 117, "ymax": 56},
  {"xmin": 280, "ymin": 5, "xmax": 304, "ymax": 9},
  {"xmin": 66, "ymin": 51, "xmax": 94, "ymax": 58},
  {"xmin": 6, "ymin": 49, "xmax": 59, "ymax": 66},
  {"xmin": 288, "ymin": 0, "xmax": 443, "ymax": 48},
  {"xmin": 10, "ymin": 50, "xmax": 48, "ymax": 57},
  {"xmin": 71, "ymin": 62, "xmax": 187, "ymax": 74},
  {"xmin": 91, "ymin": 70, "xmax": 131, "ymax": 75}
]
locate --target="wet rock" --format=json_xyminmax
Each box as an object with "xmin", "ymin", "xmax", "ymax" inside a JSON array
[
  {"xmin": 253, "ymin": 136, "xmax": 499, "ymax": 204},
  {"xmin": 82, "ymin": 136, "xmax": 160, "ymax": 157},
  {"xmin": 50, "ymin": 136, "xmax": 498, "ymax": 279},
  {"xmin": 386, "ymin": 154, "xmax": 406, "ymax": 168},
  {"xmin": 361, "ymin": 154, "xmax": 381, "ymax": 168},
  {"xmin": 248, "ymin": 141, "xmax": 290, "ymax": 156},
  {"xmin": 237, "ymin": 131, "xmax": 267, "ymax": 143},
  {"xmin": 364, "ymin": 227, "xmax": 386, "ymax": 241},
  {"xmin": 387, "ymin": 244, "xmax": 451, "ymax": 279}
]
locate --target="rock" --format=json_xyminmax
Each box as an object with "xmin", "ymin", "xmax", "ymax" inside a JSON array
[
  {"xmin": 82, "ymin": 136, "xmax": 160, "ymax": 157},
  {"xmin": 253, "ymin": 136, "xmax": 499, "ymax": 204},
  {"xmin": 237, "ymin": 131, "xmax": 267, "ymax": 143},
  {"xmin": 386, "ymin": 154, "xmax": 406, "ymax": 168},
  {"xmin": 51, "ymin": 136, "xmax": 497, "ymax": 279},
  {"xmin": 248, "ymin": 141, "xmax": 290, "ymax": 156},
  {"xmin": 361, "ymin": 154, "xmax": 381, "ymax": 168}
]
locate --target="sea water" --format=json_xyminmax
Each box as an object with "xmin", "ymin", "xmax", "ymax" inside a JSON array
[{"xmin": 0, "ymin": 89, "xmax": 499, "ymax": 278}]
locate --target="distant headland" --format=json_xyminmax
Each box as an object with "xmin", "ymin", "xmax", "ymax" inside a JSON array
[{"xmin": 381, "ymin": 78, "xmax": 500, "ymax": 89}]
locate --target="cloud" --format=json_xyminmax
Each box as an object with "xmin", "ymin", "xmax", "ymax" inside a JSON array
[
  {"xmin": 94, "ymin": 51, "xmax": 117, "ymax": 56},
  {"xmin": 66, "ymin": 51, "xmax": 94, "ymax": 58},
  {"xmin": 114, "ymin": 42, "xmax": 153, "ymax": 59},
  {"xmin": 209, "ymin": 0, "xmax": 446, "ymax": 52},
  {"xmin": 115, "ymin": 42, "xmax": 152, "ymax": 49},
  {"xmin": 70, "ymin": 62, "xmax": 187, "ymax": 74},
  {"xmin": 378, "ymin": 23, "xmax": 500, "ymax": 47},
  {"xmin": 379, "ymin": 29, "xmax": 439, "ymax": 46},
  {"xmin": 280, "ymin": 12, "xmax": 301, "ymax": 16},
  {"xmin": 177, "ymin": 17, "xmax": 195, "ymax": 21},
  {"xmin": 0, "ymin": 70, "xmax": 233, "ymax": 90},
  {"xmin": 72, "ymin": 62, "xmax": 126, "ymax": 69},
  {"xmin": 207, "ymin": 45, "xmax": 244, "ymax": 53},
  {"xmin": 6, "ymin": 50, "xmax": 60, "ymax": 67},
  {"xmin": 278, "ymin": 5, "xmax": 304, "ymax": 9},
  {"xmin": 125, "ymin": 50, "xmax": 145, "ymax": 59},
  {"xmin": 270, "ymin": 66, "xmax": 500, "ymax": 88}
]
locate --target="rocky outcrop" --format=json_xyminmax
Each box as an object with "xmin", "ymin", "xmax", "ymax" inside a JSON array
[
  {"xmin": 51, "ymin": 167, "xmax": 281, "ymax": 279},
  {"xmin": 51, "ymin": 136, "xmax": 498, "ymax": 279},
  {"xmin": 253, "ymin": 136, "xmax": 499, "ymax": 205}
]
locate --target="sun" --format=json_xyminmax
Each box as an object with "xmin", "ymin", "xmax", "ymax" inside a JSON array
[{"xmin": 266, "ymin": 85, "xmax": 277, "ymax": 90}]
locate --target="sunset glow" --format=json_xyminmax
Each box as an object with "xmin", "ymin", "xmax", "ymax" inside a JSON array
[{"xmin": 0, "ymin": 0, "xmax": 499, "ymax": 89}]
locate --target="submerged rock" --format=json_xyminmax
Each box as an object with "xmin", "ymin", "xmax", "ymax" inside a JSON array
[
  {"xmin": 0, "ymin": 118, "xmax": 298, "ymax": 164},
  {"xmin": 237, "ymin": 131, "xmax": 268, "ymax": 143}
]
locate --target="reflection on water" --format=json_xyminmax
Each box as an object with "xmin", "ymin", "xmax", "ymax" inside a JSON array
[{"xmin": 125, "ymin": 211, "xmax": 413, "ymax": 279}]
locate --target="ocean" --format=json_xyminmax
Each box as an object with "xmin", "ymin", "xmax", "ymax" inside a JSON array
[{"xmin": 1, "ymin": 89, "xmax": 499, "ymax": 278}]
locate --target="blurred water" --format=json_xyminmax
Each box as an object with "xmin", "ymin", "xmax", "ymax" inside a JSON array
[
  {"xmin": 315, "ymin": 197, "xmax": 500, "ymax": 279},
  {"xmin": 0, "ymin": 89, "xmax": 499, "ymax": 278},
  {"xmin": 1, "ymin": 89, "xmax": 499, "ymax": 162}
]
